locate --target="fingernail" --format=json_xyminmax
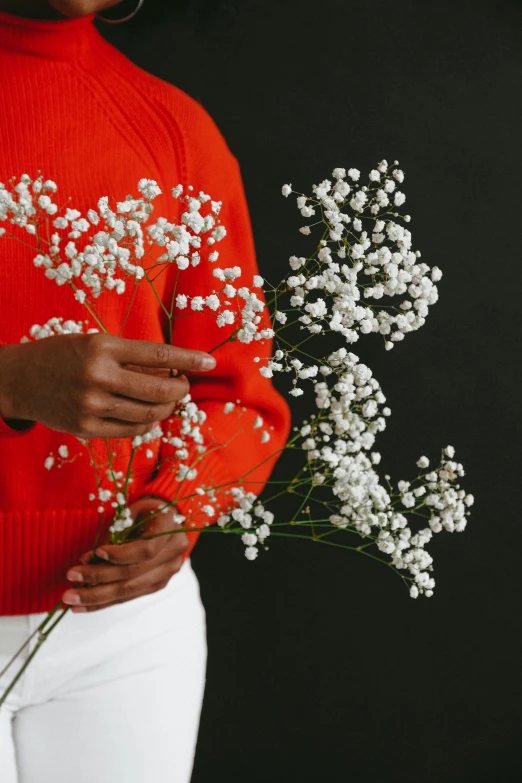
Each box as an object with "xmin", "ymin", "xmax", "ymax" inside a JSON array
[
  {"xmin": 96, "ymin": 549, "xmax": 110, "ymax": 560},
  {"xmin": 71, "ymin": 607, "xmax": 87, "ymax": 613},
  {"xmin": 62, "ymin": 592, "xmax": 81, "ymax": 605},
  {"xmin": 67, "ymin": 570, "xmax": 83, "ymax": 582},
  {"xmin": 201, "ymin": 354, "xmax": 216, "ymax": 370}
]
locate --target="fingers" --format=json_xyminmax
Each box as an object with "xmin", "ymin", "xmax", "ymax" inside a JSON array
[
  {"xmin": 62, "ymin": 559, "xmax": 183, "ymax": 610},
  {"xmin": 94, "ymin": 528, "xmax": 189, "ymax": 565},
  {"xmin": 68, "ymin": 544, "xmax": 177, "ymax": 585},
  {"xmin": 109, "ymin": 368, "xmax": 190, "ymax": 406},
  {"xmin": 109, "ymin": 338, "xmax": 216, "ymax": 373},
  {"xmin": 75, "ymin": 417, "xmax": 159, "ymax": 440},
  {"xmin": 88, "ymin": 394, "xmax": 179, "ymax": 425},
  {"xmin": 68, "ymin": 581, "xmax": 172, "ymax": 613},
  {"xmin": 122, "ymin": 364, "xmax": 178, "ymax": 378},
  {"xmin": 67, "ymin": 560, "xmax": 147, "ymax": 587},
  {"xmin": 63, "ymin": 500, "xmax": 189, "ymax": 610}
]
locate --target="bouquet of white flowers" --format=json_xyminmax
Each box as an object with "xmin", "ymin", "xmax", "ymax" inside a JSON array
[{"xmin": 0, "ymin": 158, "xmax": 473, "ymax": 706}]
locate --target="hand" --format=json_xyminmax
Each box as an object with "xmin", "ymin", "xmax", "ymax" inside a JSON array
[
  {"xmin": 0, "ymin": 334, "xmax": 216, "ymax": 438},
  {"xmin": 62, "ymin": 497, "xmax": 189, "ymax": 612}
]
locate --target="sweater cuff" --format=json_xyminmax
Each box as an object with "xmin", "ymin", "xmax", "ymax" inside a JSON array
[{"xmin": 142, "ymin": 448, "xmax": 233, "ymax": 563}]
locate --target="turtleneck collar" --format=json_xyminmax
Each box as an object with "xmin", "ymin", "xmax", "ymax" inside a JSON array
[{"xmin": 0, "ymin": 10, "xmax": 100, "ymax": 61}]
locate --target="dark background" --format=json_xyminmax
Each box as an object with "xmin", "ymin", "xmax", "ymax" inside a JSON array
[{"xmin": 100, "ymin": 2, "xmax": 521, "ymax": 781}]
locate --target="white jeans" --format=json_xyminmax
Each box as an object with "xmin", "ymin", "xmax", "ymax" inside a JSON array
[{"xmin": 0, "ymin": 558, "xmax": 207, "ymax": 783}]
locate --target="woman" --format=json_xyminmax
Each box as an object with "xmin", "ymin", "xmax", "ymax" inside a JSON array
[{"xmin": 0, "ymin": 1, "xmax": 290, "ymax": 780}]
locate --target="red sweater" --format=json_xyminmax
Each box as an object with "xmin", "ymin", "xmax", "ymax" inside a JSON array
[{"xmin": 0, "ymin": 11, "xmax": 290, "ymax": 615}]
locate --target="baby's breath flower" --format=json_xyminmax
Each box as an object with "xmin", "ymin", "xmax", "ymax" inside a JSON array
[{"xmin": 0, "ymin": 163, "xmax": 470, "ymax": 603}]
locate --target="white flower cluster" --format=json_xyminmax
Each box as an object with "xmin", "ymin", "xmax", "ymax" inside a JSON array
[
  {"xmin": 276, "ymin": 346, "xmax": 472, "ymax": 597},
  {"xmin": 325, "ymin": 447, "xmax": 473, "ymax": 598},
  {"xmin": 297, "ymin": 348, "xmax": 389, "ymax": 459},
  {"xmin": 21, "ymin": 316, "xmax": 99, "ymax": 343},
  {"xmin": 43, "ymin": 433, "xmax": 135, "ymax": 533},
  {"xmin": 0, "ymin": 174, "xmax": 58, "ymax": 235},
  {"xmin": 216, "ymin": 487, "xmax": 274, "ymax": 560},
  {"xmin": 246, "ymin": 162, "xmax": 472, "ymax": 597},
  {"xmin": 1, "ymin": 165, "xmax": 471, "ymax": 600},
  {"xmin": 279, "ymin": 161, "xmax": 442, "ymax": 350},
  {"xmin": 131, "ymin": 423, "xmax": 164, "ymax": 450},
  {"xmin": 174, "ymin": 273, "xmax": 272, "ymax": 344},
  {"xmin": 153, "ymin": 393, "xmax": 208, "ymax": 485},
  {"xmin": 110, "ymin": 505, "xmax": 133, "ymax": 534},
  {"xmin": 44, "ymin": 444, "xmax": 70, "ymax": 471},
  {"xmin": 50, "ymin": 464, "xmax": 131, "ymax": 534},
  {"xmin": 0, "ymin": 174, "xmax": 228, "ymax": 305},
  {"xmin": 148, "ymin": 183, "xmax": 224, "ymax": 270},
  {"xmin": 2, "ymin": 172, "xmax": 272, "ymax": 347},
  {"xmin": 89, "ymin": 481, "xmax": 132, "ymax": 534}
]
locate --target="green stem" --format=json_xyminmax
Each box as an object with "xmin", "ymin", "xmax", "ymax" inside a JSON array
[{"xmin": 0, "ymin": 604, "xmax": 70, "ymax": 709}]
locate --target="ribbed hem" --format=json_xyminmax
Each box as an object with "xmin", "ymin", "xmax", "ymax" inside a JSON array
[
  {"xmin": 0, "ymin": 448, "xmax": 243, "ymax": 613},
  {"xmin": 0, "ymin": 507, "xmax": 110, "ymax": 615}
]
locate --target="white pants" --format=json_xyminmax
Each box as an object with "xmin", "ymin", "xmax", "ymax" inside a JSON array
[{"xmin": 0, "ymin": 558, "xmax": 207, "ymax": 783}]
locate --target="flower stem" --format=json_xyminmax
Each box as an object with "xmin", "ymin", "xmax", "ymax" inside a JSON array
[{"xmin": 0, "ymin": 603, "xmax": 69, "ymax": 709}]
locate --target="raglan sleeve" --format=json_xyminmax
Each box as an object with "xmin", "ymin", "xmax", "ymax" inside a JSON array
[{"xmin": 141, "ymin": 96, "xmax": 292, "ymax": 562}]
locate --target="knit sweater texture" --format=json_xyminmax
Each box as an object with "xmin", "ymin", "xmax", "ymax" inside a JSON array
[{"xmin": 0, "ymin": 10, "xmax": 290, "ymax": 615}]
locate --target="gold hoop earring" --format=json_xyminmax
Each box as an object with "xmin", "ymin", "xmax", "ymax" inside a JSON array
[{"xmin": 97, "ymin": 0, "xmax": 145, "ymax": 24}]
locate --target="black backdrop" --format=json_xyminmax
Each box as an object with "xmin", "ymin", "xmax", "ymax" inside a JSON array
[{"xmin": 99, "ymin": 2, "xmax": 521, "ymax": 781}]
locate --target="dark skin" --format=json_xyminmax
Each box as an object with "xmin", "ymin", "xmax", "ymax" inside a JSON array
[
  {"xmin": 0, "ymin": 0, "xmax": 126, "ymax": 20},
  {"xmin": 0, "ymin": 0, "xmax": 211, "ymax": 608},
  {"xmin": 64, "ymin": 496, "xmax": 192, "ymax": 613},
  {"xmin": 0, "ymin": 335, "xmax": 216, "ymax": 611}
]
